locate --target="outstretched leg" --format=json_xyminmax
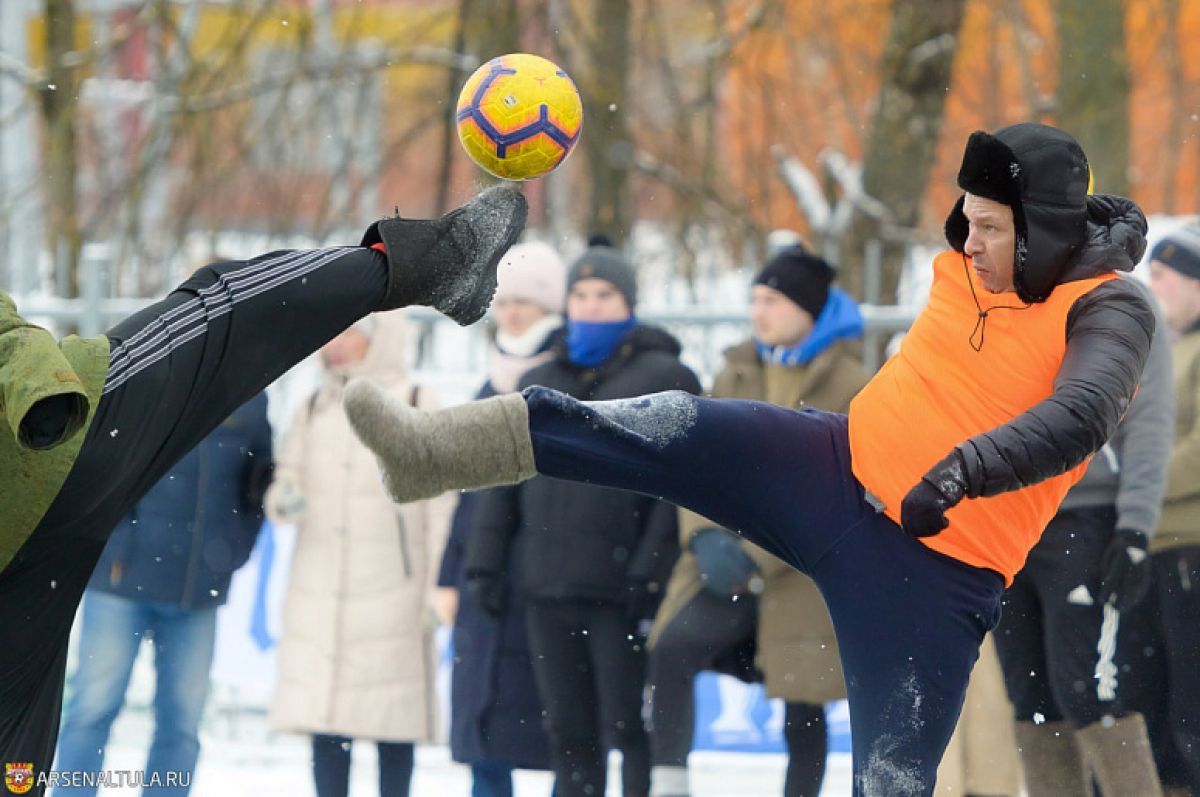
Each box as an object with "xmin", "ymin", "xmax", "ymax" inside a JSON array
[
  {"xmin": 49, "ymin": 184, "xmax": 526, "ymax": 537},
  {"xmin": 345, "ymin": 384, "xmax": 873, "ymax": 573},
  {"xmin": 345, "ymin": 383, "xmax": 1008, "ymax": 795},
  {"xmin": 0, "ymin": 186, "xmax": 526, "ymax": 794}
]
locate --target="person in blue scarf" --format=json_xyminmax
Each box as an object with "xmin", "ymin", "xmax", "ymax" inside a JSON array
[
  {"xmin": 461, "ymin": 240, "xmax": 701, "ymax": 797},
  {"xmin": 563, "ymin": 239, "xmax": 643, "ymax": 369}
]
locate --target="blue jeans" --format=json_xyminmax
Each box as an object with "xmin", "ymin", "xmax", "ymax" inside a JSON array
[
  {"xmin": 53, "ymin": 591, "xmax": 217, "ymax": 796},
  {"xmin": 523, "ymin": 388, "xmax": 1004, "ymax": 797},
  {"xmin": 471, "ymin": 761, "xmax": 513, "ymax": 797},
  {"xmin": 470, "ymin": 761, "xmax": 557, "ymax": 797}
]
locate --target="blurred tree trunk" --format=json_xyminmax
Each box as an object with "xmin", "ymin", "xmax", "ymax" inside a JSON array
[
  {"xmin": 1159, "ymin": 0, "xmax": 1184, "ymax": 213},
  {"xmin": 577, "ymin": 0, "xmax": 632, "ymax": 245},
  {"xmin": 434, "ymin": 0, "xmax": 521, "ymax": 213},
  {"xmin": 40, "ymin": 0, "xmax": 81, "ymax": 297},
  {"xmin": 838, "ymin": 0, "xmax": 966, "ymax": 305},
  {"xmin": 1056, "ymin": 0, "xmax": 1130, "ymax": 196}
]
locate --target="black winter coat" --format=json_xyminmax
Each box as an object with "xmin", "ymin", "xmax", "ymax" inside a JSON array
[{"xmin": 466, "ymin": 324, "xmax": 702, "ymax": 604}]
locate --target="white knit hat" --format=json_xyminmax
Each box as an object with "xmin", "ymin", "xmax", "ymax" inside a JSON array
[{"xmin": 493, "ymin": 241, "xmax": 567, "ymax": 314}]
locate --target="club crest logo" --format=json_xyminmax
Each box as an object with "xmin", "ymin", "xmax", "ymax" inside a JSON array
[{"xmin": 4, "ymin": 763, "xmax": 35, "ymax": 794}]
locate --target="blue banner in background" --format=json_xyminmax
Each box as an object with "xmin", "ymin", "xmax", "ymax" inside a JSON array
[{"xmin": 691, "ymin": 673, "xmax": 851, "ymax": 754}]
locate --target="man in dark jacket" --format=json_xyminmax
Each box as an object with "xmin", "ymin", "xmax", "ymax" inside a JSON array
[
  {"xmin": 463, "ymin": 243, "xmax": 702, "ymax": 797},
  {"xmin": 346, "ymin": 124, "xmax": 1157, "ymax": 796},
  {"xmin": 52, "ymin": 393, "xmax": 271, "ymax": 796},
  {"xmin": 1127, "ymin": 224, "xmax": 1200, "ymax": 795},
  {"xmin": 992, "ymin": 275, "xmax": 1173, "ymax": 797}
]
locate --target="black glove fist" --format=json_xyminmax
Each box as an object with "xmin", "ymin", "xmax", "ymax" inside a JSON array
[
  {"xmin": 690, "ymin": 526, "xmax": 759, "ymax": 596},
  {"xmin": 900, "ymin": 479, "xmax": 956, "ymax": 537},
  {"xmin": 466, "ymin": 569, "xmax": 507, "ymax": 618},
  {"xmin": 901, "ymin": 451, "xmax": 968, "ymax": 538},
  {"xmin": 1098, "ymin": 528, "xmax": 1152, "ymax": 612}
]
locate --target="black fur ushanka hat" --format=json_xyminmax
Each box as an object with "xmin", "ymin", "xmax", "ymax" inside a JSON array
[{"xmin": 944, "ymin": 123, "xmax": 1091, "ymax": 303}]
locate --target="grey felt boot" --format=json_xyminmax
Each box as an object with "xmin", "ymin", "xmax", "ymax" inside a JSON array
[
  {"xmin": 1076, "ymin": 713, "xmax": 1164, "ymax": 797},
  {"xmin": 343, "ymin": 378, "xmax": 536, "ymax": 503},
  {"xmin": 361, "ymin": 184, "xmax": 527, "ymax": 325},
  {"xmin": 649, "ymin": 765, "xmax": 690, "ymax": 797},
  {"xmin": 1014, "ymin": 721, "xmax": 1089, "ymax": 797}
]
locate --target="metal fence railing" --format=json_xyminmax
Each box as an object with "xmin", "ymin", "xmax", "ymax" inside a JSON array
[{"xmin": 11, "ymin": 241, "xmax": 921, "ymax": 388}]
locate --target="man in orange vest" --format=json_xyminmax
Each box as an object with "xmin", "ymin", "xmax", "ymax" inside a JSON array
[{"xmin": 346, "ymin": 124, "xmax": 1156, "ymax": 797}]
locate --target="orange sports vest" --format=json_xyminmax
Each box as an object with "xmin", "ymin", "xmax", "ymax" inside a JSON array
[{"xmin": 848, "ymin": 250, "xmax": 1116, "ymax": 583}]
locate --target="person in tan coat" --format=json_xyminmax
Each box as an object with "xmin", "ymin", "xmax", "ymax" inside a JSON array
[
  {"xmin": 1126, "ymin": 223, "xmax": 1200, "ymax": 795},
  {"xmin": 645, "ymin": 246, "xmax": 869, "ymax": 797},
  {"xmin": 265, "ymin": 312, "xmax": 454, "ymax": 797}
]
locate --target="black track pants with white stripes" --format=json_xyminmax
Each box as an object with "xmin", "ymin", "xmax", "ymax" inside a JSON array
[
  {"xmin": 993, "ymin": 505, "xmax": 1135, "ymax": 727},
  {"xmin": 0, "ymin": 247, "xmax": 386, "ymax": 791}
]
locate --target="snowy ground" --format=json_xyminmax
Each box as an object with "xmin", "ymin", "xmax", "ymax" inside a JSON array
[{"xmin": 90, "ymin": 706, "xmax": 853, "ymax": 796}]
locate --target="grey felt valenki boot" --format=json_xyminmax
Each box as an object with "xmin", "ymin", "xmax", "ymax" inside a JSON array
[
  {"xmin": 362, "ymin": 184, "xmax": 528, "ymax": 325},
  {"xmin": 1014, "ymin": 721, "xmax": 1089, "ymax": 797},
  {"xmin": 1076, "ymin": 713, "xmax": 1164, "ymax": 797},
  {"xmin": 649, "ymin": 765, "xmax": 689, "ymax": 797},
  {"xmin": 343, "ymin": 378, "xmax": 536, "ymax": 504}
]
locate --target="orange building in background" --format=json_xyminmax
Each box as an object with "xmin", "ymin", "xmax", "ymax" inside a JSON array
[
  {"xmin": 22, "ymin": 0, "xmax": 1200, "ymax": 255},
  {"xmin": 720, "ymin": 0, "xmax": 1200, "ymax": 241}
]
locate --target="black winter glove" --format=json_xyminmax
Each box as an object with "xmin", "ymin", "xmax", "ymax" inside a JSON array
[
  {"xmin": 901, "ymin": 450, "xmax": 969, "ymax": 538},
  {"xmin": 691, "ymin": 526, "xmax": 759, "ymax": 596},
  {"xmin": 622, "ymin": 577, "xmax": 661, "ymax": 623},
  {"xmin": 1098, "ymin": 528, "xmax": 1152, "ymax": 612},
  {"xmin": 465, "ymin": 569, "xmax": 507, "ymax": 618}
]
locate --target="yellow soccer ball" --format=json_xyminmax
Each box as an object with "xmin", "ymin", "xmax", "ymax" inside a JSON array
[{"xmin": 456, "ymin": 53, "xmax": 583, "ymax": 181}]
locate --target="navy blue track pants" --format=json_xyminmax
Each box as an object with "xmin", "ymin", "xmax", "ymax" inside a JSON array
[{"xmin": 523, "ymin": 387, "xmax": 1005, "ymax": 797}]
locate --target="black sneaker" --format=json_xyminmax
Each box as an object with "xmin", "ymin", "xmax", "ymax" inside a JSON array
[{"xmin": 362, "ymin": 184, "xmax": 528, "ymax": 325}]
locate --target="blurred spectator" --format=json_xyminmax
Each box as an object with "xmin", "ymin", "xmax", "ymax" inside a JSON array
[
  {"xmin": 436, "ymin": 242, "xmax": 566, "ymax": 797},
  {"xmin": 464, "ymin": 241, "xmax": 702, "ymax": 797},
  {"xmin": 265, "ymin": 314, "xmax": 453, "ymax": 797},
  {"xmin": 1127, "ymin": 224, "xmax": 1200, "ymax": 796},
  {"xmin": 992, "ymin": 274, "xmax": 1172, "ymax": 797},
  {"xmin": 645, "ymin": 246, "xmax": 868, "ymax": 797},
  {"xmin": 935, "ymin": 636, "xmax": 1021, "ymax": 797},
  {"xmin": 53, "ymin": 393, "xmax": 272, "ymax": 797}
]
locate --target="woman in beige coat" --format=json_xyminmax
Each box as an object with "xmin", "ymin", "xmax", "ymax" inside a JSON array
[{"xmin": 265, "ymin": 312, "xmax": 453, "ymax": 797}]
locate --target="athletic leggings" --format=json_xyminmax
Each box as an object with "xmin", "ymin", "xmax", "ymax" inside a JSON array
[
  {"xmin": 522, "ymin": 387, "xmax": 1004, "ymax": 797},
  {"xmin": 312, "ymin": 734, "xmax": 414, "ymax": 797},
  {"xmin": 0, "ymin": 247, "xmax": 387, "ymax": 794}
]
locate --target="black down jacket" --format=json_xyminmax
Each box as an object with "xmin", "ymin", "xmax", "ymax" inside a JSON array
[{"xmin": 466, "ymin": 324, "xmax": 702, "ymax": 604}]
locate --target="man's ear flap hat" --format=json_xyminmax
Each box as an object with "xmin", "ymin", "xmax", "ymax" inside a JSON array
[{"xmin": 944, "ymin": 123, "xmax": 1091, "ymax": 303}]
